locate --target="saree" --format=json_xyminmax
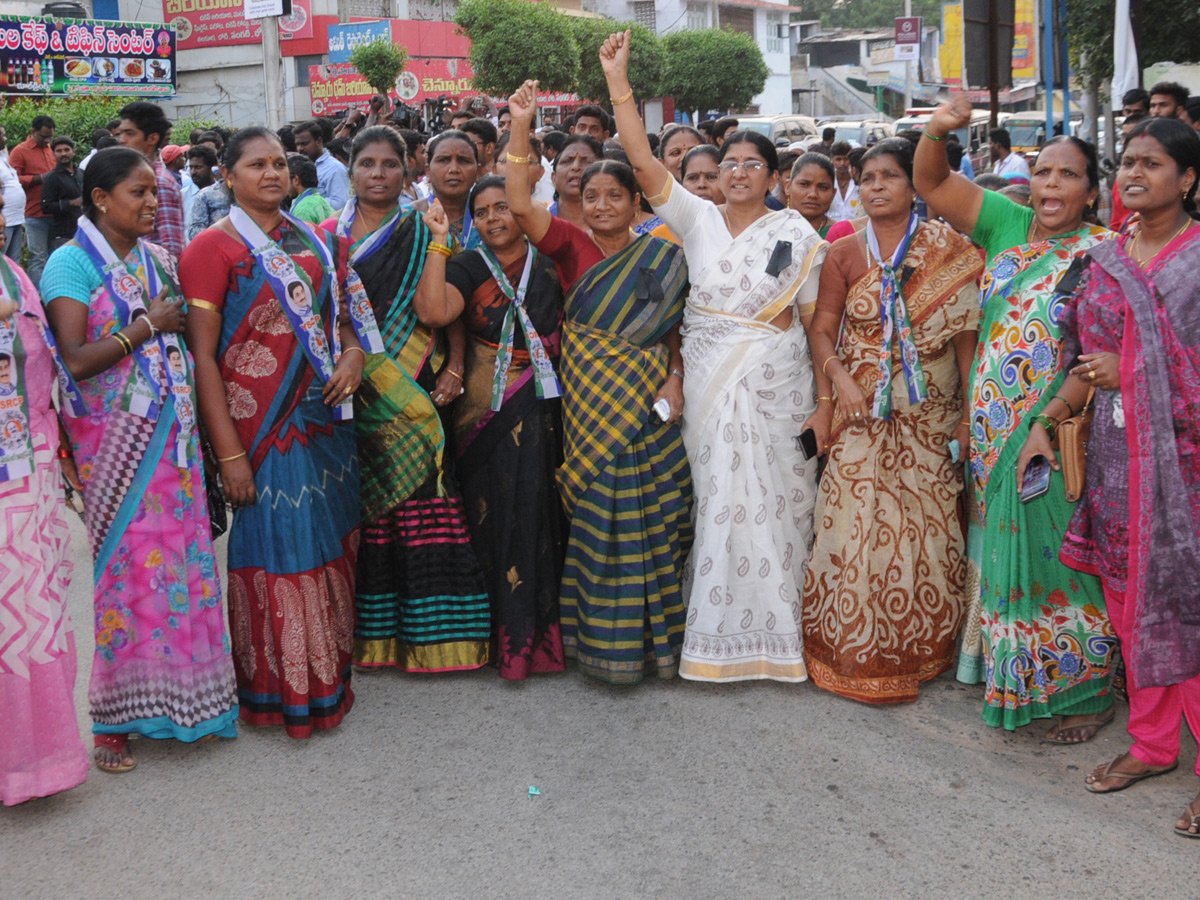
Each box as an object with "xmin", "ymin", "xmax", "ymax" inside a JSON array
[
  {"xmin": 1060, "ymin": 228, "xmax": 1200, "ymax": 689},
  {"xmin": 182, "ymin": 223, "xmax": 357, "ymax": 738},
  {"xmin": 451, "ymin": 250, "xmax": 567, "ymax": 680},
  {"xmin": 558, "ymin": 236, "xmax": 693, "ymax": 684},
  {"xmin": 343, "ymin": 209, "xmax": 491, "ymax": 673},
  {"xmin": 0, "ymin": 258, "xmax": 89, "ymax": 805},
  {"xmin": 803, "ymin": 221, "xmax": 983, "ymax": 703},
  {"xmin": 959, "ymin": 226, "xmax": 1116, "ymax": 729},
  {"xmin": 45, "ymin": 241, "xmax": 238, "ymax": 740},
  {"xmin": 677, "ymin": 209, "xmax": 827, "ymax": 683}
]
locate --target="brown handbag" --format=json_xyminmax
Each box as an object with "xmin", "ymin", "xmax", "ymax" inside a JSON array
[{"xmin": 1053, "ymin": 388, "xmax": 1095, "ymax": 503}]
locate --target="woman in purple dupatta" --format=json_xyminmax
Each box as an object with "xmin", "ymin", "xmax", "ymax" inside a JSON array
[{"xmin": 1018, "ymin": 118, "xmax": 1200, "ymax": 838}]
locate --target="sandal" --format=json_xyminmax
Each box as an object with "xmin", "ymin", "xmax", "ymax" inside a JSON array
[
  {"xmin": 1084, "ymin": 754, "xmax": 1177, "ymax": 794},
  {"xmin": 1175, "ymin": 800, "xmax": 1200, "ymax": 838},
  {"xmin": 1042, "ymin": 708, "xmax": 1116, "ymax": 744},
  {"xmin": 93, "ymin": 734, "xmax": 136, "ymax": 774}
]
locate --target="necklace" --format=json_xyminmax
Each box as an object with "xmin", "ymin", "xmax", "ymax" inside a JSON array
[
  {"xmin": 589, "ymin": 228, "xmax": 635, "ymax": 258},
  {"xmin": 723, "ymin": 204, "xmax": 768, "ymax": 236},
  {"xmin": 1129, "ymin": 218, "xmax": 1193, "ymax": 268}
]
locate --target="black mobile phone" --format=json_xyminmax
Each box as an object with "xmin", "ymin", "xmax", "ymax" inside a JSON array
[
  {"xmin": 795, "ymin": 429, "xmax": 818, "ymax": 460},
  {"xmin": 1020, "ymin": 455, "xmax": 1052, "ymax": 503}
]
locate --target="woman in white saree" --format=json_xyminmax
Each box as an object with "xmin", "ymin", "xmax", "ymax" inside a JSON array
[{"xmin": 600, "ymin": 31, "xmax": 831, "ymax": 682}]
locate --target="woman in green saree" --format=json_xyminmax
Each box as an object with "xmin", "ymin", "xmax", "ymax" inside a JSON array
[{"xmin": 916, "ymin": 97, "xmax": 1117, "ymax": 740}]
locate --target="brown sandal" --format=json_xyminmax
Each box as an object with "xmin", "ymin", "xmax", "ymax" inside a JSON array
[
  {"xmin": 1084, "ymin": 754, "xmax": 1177, "ymax": 793},
  {"xmin": 1042, "ymin": 708, "xmax": 1116, "ymax": 744},
  {"xmin": 93, "ymin": 734, "xmax": 136, "ymax": 774}
]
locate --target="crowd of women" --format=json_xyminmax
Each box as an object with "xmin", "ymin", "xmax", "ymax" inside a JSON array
[{"xmin": 2, "ymin": 31, "xmax": 1198, "ymax": 840}]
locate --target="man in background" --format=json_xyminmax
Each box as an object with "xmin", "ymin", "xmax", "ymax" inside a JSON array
[
  {"xmin": 9, "ymin": 115, "xmax": 56, "ymax": 285},
  {"xmin": 1149, "ymin": 81, "xmax": 1189, "ymax": 118},
  {"xmin": 989, "ymin": 127, "xmax": 1030, "ymax": 181},
  {"xmin": 287, "ymin": 155, "xmax": 335, "ymax": 224},
  {"xmin": 294, "ymin": 120, "xmax": 349, "ymax": 210},
  {"xmin": 114, "ymin": 101, "xmax": 184, "ymax": 259},
  {"xmin": 0, "ymin": 125, "xmax": 26, "ymax": 264},
  {"xmin": 40, "ymin": 136, "xmax": 82, "ymax": 251},
  {"xmin": 828, "ymin": 141, "xmax": 860, "ymax": 222}
]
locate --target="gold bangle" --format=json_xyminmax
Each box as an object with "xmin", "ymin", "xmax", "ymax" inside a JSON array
[
  {"xmin": 821, "ymin": 356, "xmax": 838, "ymax": 377},
  {"xmin": 610, "ymin": 89, "xmax": 634, "ymax": 105},
  {"xmin": 427, "ymin": 242, "xmax": 452, "ymax": 258},
  {"xmin": 505, "ymin": 152, "xmax": 531, "ymax": 164},
  {"xmin": 444, "ymin": 368, "xmax": 463, "ymax": 382},
  {"xmin": 217, "ymin": 451, "xmax": 247, "ymax": 463},
  {"xmin": 341, "ymin": 346, "xmax": 365, "ymax": 359},
  {"xmin": 817, "ymin": 395, "xmax": 833, "ymax": 404},
  {"xmin": 112, "ymin": 331, "xmax": 134, "ymax": 356}
]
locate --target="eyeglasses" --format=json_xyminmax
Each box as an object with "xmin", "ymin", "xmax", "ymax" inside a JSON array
[{"xmin": 717, "ymin": 160, "xmax": 767, "ymax": 173}]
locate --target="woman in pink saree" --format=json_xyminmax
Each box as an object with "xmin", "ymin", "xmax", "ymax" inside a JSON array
[{"xmin": 1018, "ymin": 117, "xmax": 1200, "ymax": 838}]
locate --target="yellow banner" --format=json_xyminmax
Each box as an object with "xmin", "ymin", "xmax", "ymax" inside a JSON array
[
  {"xmin": 940, "ymin": 2, "xmax": 963, "ymax": 87},
  {"xmin": 1012, "ymin": 0, "xmax": 1037, "ymax": 80}
]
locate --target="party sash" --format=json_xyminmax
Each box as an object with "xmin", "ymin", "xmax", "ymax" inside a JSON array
[
  {"xmin": 0, "ymin": 256, "xmax": 87, "ymax": 485},
  {"xmin": 479, "ymin": 243, "xmax": 561, "ymax": 411},
  {"xmin": 453, "ymin": 208, "xmax": 480, "ymax": 251},
  {"xmin": 229, "ymin": 207, "xmax": 383, "ymax": 422},
  {"xmin": 866, "ymin": 214, "xmax": 925, "ymax": 419},
  {"xmin": 335, "ymin": 198, "xmax": 405, "ymax": 265},
  {"xmin": 75, "ymin": 217, "xmax": 195, "ymax": 464}
]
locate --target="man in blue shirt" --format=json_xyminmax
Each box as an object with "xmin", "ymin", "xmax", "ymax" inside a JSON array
[{"xmin": 294, "ymin": 120, "xmax": 349, "ymax": 211}]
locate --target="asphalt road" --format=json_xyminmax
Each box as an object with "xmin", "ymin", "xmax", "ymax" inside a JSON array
[{"xmin": 2, "ymin": 515, "xmax": 1197, "ymax": 900}]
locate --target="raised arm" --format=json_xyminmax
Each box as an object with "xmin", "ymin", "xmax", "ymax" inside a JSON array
[
  {"xmin": 413, "ymin": 200, "xmax": 468, "ymax": 327},
  {"xmin": 913, "ymin": 96, "xmax": 985, "ymax": 236},
  {"xmin": 600, "ymin": 30, "xmax": 670, "ymax": 201},
  {"xmin": 504, "ymin": 80, "xmax": 552, "ymax": 244}
]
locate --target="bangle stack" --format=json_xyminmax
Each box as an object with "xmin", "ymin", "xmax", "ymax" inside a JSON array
[
  {"xmin": 427, "ymin": 242, "xmax": 452, "ymax": 258},
  {"xmin": 1030, "ymin": 413, "xmax": 1059, "ymax": 440},
  {"xmin": 505, "ymin": 152, "xmax": 531, "ymax": 164},
  {"xmin": 817, "ymin": 395, "xmax": 833, "ymax": 404},
  {"xmin": 610, "ymin": 89, "xmax": 634, "ymax": 105},
  {"xmin": 111, "ymin": 331, "xmax": 134, "ymax": 356}
]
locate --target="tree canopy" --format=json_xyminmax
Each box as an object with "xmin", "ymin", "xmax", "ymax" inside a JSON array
[
  {"xmin": 661, "ymin": 29, "xmax": 770, "ymax": 115},
  {"xmin": 571, "ymin": 18, "xmax": 664, "ymax": 103},
  {"xmin": 454, "ymin": 0, "xmax": 579, "ymax": 96},
  {"xmin": 349, "ymin": 39, "xmax": 408, "ymax": 97},
  {"xmin": 1065, "ymin": 0, "xmax": 1200, "ymax": 91}
]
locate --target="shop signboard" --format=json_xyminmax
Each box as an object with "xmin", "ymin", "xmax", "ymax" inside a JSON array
[
  {"xmin": 0, "ymin": 15, "xmax": 177, "ymax": 97},
  {"xmin": 164, "ymin": 0, "xmax": 312, "ymax": 51},
  {"xmin": 327, "ymin": 20, "xmax": 391, "ymax": 64}
]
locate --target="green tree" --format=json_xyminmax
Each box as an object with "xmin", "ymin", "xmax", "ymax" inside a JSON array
[
  {"xmin": 454, "ymin": 0, "xmax": 579, "ymax": 96},
  {"xmin": 571, "ymin": 18, "xmax": 664, "ymax": 103},
  {"xmin": 1066, "ymin": 0, "xmax": 1200, "ymax": 93},
  {"xmin": 4, "ymin": 95, "xmax": 220, "ymax": 154},
  {"xmin": 349, "ymin": 38, "xmax": 408, "ymax": 97},
  {"xmin": 661, "ymin": 29, "xmax": 770, "ymax": 115}
]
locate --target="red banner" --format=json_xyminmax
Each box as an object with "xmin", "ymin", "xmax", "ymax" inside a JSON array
[
  {"xmin": 309, "ymin": 58, "xmax": 577, "ymax": 116},
  {"xmin": 163, "ymin": 0, "xmax": 311, "ymax": 51}
]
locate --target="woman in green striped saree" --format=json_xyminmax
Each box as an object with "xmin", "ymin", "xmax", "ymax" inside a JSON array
[
  {"xmin": 320, "ymin": 126, "xmax": 491, "ymax": 673},
  {"xmin": 506, "ymin": 82, "xmax": 694, "ymax": 684}
]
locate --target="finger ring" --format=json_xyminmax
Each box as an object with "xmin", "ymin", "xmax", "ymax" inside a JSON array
[
  {"xmin": 854, "ymin": 412, "xmax": 861, "ymax": 418},
  {"xmin": 1089, "ymin": 370, "xmax": 1097, "ymax": 381},
  {"xmin": 1087, "ymin": 361, "xmax": 1093, "ymax": 370},
  {"xmin": 343, "ymin": 386, "xmax": 353, "ymax": 395}
]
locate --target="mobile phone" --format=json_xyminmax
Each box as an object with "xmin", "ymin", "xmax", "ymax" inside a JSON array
[
  {"xmin": 948, "ymin": 438, "xmax": 961, "ymax": 464},
  {"xmin": 652, "ymin": 398, "xmax": 671, "ymax": 422},
  {"xmin": 795, "ymin": 429, "xmax": 818, "ymax": 460},
  {"xmin": 1020, "ymin": 455, "xmax": 1052, "ymax": 502}
]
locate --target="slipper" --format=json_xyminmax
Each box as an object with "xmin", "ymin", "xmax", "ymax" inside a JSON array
[
  {"xmin": 93, "ymin": 734, "xmax": 136, "ymax": 774},
  {"xmin": 1042, "ymin": 708, "xmax": 1116, "ymax": 744},
  {"xmin": 1084, "ymin": 755, "xmax": 1178, "ymax": 794},
  {"xmin": 1175, "ymin": 801, "xmax": 1200, "ymax": 838}
]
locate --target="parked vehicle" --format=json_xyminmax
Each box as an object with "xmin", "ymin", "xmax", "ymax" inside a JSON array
[
  {"xmin": 736, "ymin": 114, "xmax": 821, "ymax": 148},
  {"xmin": 893, "ymin": 107, "xmax": 996, "ymax": 174},
  {"xmin": 818, "ymin": 119, "xmax": 895, "ymax": 147},
  {"xmin": 1004, "ymin": 112, "xmax": 1083, "ymax": 161}
]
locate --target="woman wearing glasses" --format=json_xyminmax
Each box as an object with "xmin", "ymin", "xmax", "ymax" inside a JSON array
[{"xmin": 601, "ymin": 32, "xmax": 829, "ymax": 683}]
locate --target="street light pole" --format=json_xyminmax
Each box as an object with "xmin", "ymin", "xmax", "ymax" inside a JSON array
[
  {"xmin": 261, "ymin": 15, "xmax": 284, "ymax": 129},
  {"xmin": 903, "ymin": 0, "xmax": 913, "ymax": 111}
]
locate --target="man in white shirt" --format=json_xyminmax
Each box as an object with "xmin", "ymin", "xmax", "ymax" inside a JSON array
[
  {"xmin": 990, "ymin": 127, "xmax": 1031, "ymax": 181},
  {"xmin": 828, "ymin": 141, "xmax": 860, "ymax": 222},
  {"xmin": 0, "ymin": 126, "xmax": 26, "ymax": 263},
  {"xmin": 294, "ymin": 120, "xmax": 349, "ymax": 210}
]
